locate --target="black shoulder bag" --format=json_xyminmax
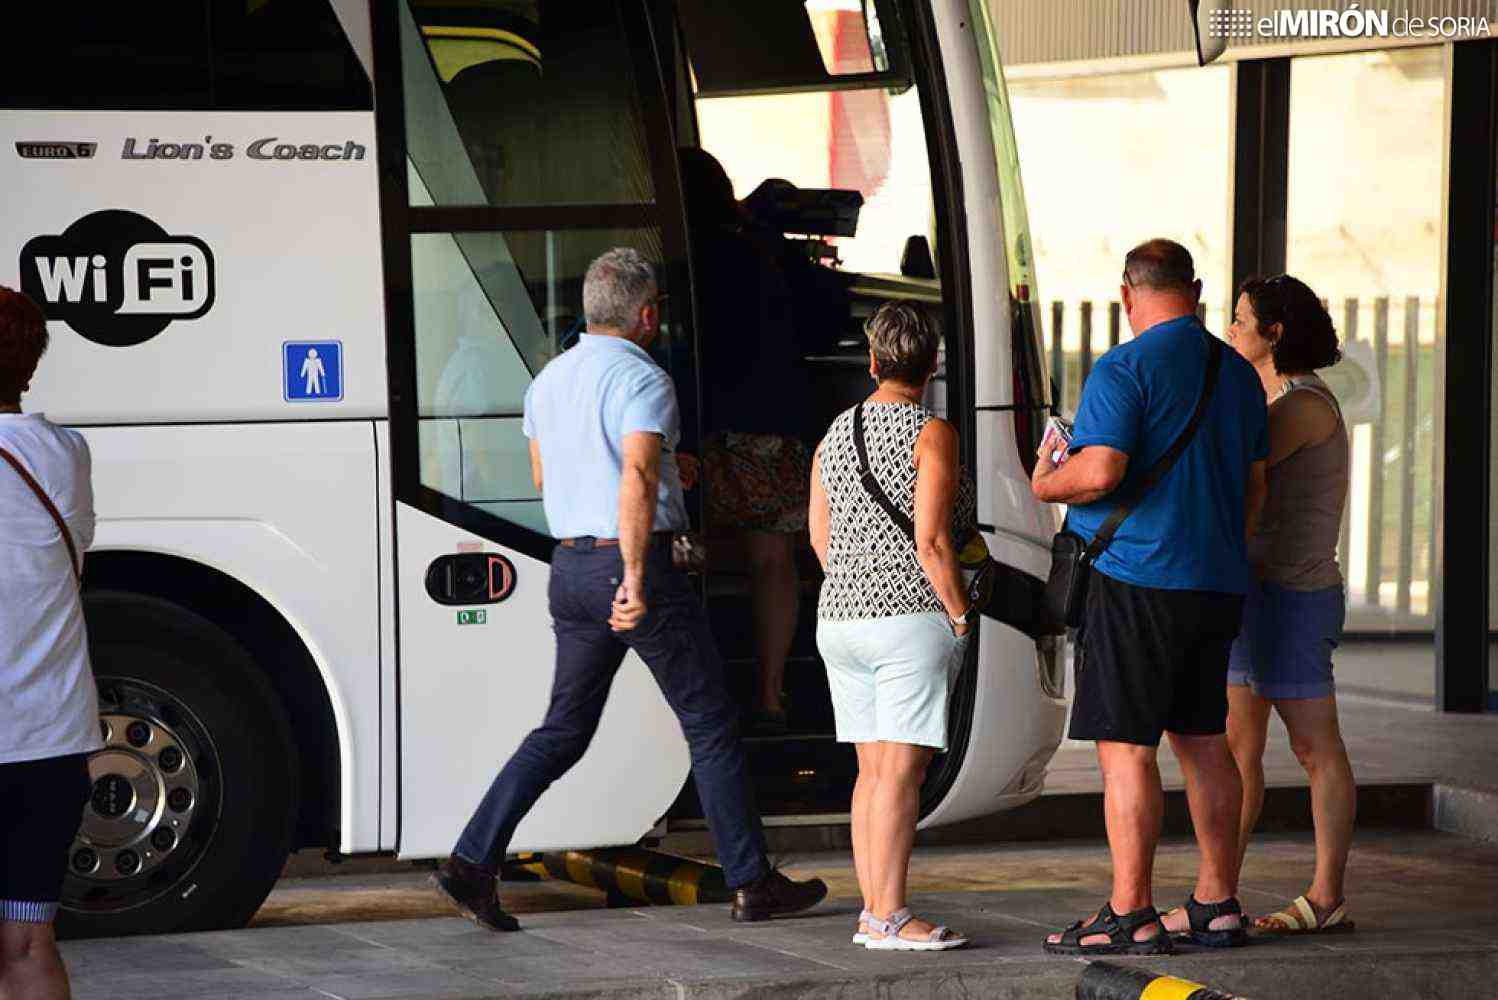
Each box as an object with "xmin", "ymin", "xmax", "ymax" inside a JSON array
[
  {"xmin": 1043, "ymin": 334, "xmax": 1223, "ymax": 629},
  {"xmin": 851, "ymin": 404, "xmax": 995, "ymax": 615}
]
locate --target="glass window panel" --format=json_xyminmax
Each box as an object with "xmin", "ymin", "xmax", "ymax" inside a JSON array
[
  {"xmin": 696, "ymin": 82, "xmax": 935, "ymax": 276},
  {"xmin": 459, "ymin": 418, "xmax": 539, "ymax": 502},
  {"xmin": 1286, "ymin": 46, "xmax": 1446, "ymax": 703},
  {"xmin": 1008, "ymin": 66, "xmax": 1233, "ymax": 415},
  {"xmin": 473, "ymin": 501, "xmax": 550, "ymax": 535},
  {"xmin": 400, "ymin": 1, "xmax": 655, "ymax": 207},
  {"xmin": 410, "ymin": 227, "xmax": 667, "ymax": 538}
]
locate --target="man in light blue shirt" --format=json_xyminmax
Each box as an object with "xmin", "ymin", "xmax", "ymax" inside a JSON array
[
  {"xmin": 436, "ymin": 249, "xmax": 825, "ymax": 931},
  {"xmin": 520, "ymin": 312, "xmax": 688, "ymax": 541}
]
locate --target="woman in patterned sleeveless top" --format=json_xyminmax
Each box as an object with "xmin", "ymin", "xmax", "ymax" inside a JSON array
[
  {"xmin": 808, "ymin": 303, "xmax": 976, "ymax": 952},
  {"xmin": 1210, "ymin": 275, "xmax": 1356, "ymax": 936}
]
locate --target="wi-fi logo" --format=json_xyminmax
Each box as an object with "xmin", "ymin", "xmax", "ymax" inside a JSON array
[{"xmin": 20, "ymin": 210, "xmax": 215, "ymax": 348}]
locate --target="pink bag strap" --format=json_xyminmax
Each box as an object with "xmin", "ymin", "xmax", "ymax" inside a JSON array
[{"xmin": 0, "ymin": 445, "xmax": 80, "ymax": 583}]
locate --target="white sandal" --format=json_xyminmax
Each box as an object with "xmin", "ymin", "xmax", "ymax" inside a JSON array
[
  {"xmin": 1254, "ymin": 895, "xmax": 1355, "ymax": 936},
  {"xmin": 852, "ymin": 908, "xmax": 873, "ymax": 945},
  {"xmin": 865, "ymin": 907, "xmax": 968, "ymax": 952}
]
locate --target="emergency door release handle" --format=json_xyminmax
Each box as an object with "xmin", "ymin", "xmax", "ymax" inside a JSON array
[{"xmin": 426, "ymin": 553, "xmax": 517, "ymax": 606}]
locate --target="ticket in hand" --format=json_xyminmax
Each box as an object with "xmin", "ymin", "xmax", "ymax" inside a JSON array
[{"xmin": 1039, "ymin": 415, "xmax": 1074, "ymax": 465}]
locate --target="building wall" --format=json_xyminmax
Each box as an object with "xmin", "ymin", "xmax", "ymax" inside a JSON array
[{"xmin": 993, "ymin": 0, "xmax": 1496, "ymax": 72}]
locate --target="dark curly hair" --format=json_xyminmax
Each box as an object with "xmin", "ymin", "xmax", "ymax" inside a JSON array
[
  {"xmin": 1239, "ymin": 274, "xmax": 1341, "ymax": 373},
  {"xmin": 0, "ymin": 287, "xmax": 48, "ymax": 407}
]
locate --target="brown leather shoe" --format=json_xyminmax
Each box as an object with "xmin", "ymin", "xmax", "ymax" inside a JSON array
[
  {"xmin": 731, "ymin": 868, "xmax": 828, "ymax": 922},
  {"xmin": 431, "ymin": 856, "xmax": 520, "ymax": 932}
]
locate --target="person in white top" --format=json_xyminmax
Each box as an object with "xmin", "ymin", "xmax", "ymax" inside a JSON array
[{"xmin": 0, "ymin": 287, "xmax": 98, "ymax": 1000}]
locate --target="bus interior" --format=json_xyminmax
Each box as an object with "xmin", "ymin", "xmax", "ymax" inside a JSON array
[{"xmin": 401, "ymin": 0, "xmax": 998, "ymax": 819}]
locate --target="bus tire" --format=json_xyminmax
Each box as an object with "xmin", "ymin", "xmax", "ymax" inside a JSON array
[{"xmin": 57, "ymin": 591, "xmax": 300, "ymax": 938}]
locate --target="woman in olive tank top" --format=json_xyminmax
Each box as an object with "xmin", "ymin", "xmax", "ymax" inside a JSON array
[{"xmin": 1220, "ymin": 275, "xmax": 1356, "ymax": 935}]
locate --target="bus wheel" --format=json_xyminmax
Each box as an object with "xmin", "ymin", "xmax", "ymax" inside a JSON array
[{"xmin": 57, "ymin": 591, "xmax": 299, "ymax": 938}]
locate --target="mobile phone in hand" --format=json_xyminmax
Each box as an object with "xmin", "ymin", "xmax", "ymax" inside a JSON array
[{"xmin": 1040, "ymin": 416, "xmax": 1074, "ymax": 465}]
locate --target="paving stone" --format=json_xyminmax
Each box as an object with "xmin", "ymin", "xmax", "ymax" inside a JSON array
[
  {"xmin": 67, "ymin": 965, "xmax": 308, "ymax": 1000},
  {"xmin": 311, "ymin": 968, "xmax": 509, "ymax": 998}
]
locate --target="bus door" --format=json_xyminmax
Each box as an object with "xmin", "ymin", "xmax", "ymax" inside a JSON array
[{"xmin": 373, "ymin": 0, "xmax": 706, "ymax": 858}]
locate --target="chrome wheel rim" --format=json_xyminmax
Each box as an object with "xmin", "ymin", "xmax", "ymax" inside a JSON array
[{"xmin": 64, "ymin": 678, "xmax": 221, "ymax": 914}]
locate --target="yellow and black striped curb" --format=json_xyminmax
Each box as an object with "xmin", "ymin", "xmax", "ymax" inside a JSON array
[
  {"xmin": 514, "ymin": 848, "xmax": 730, "ymax": 906},
  {"xmin": 1077, "ymin": 961, "xmax": 1249, "ymax": 1000}
]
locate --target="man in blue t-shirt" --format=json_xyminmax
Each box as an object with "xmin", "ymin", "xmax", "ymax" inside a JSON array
[{"xmin": 1032, "ymin": 240, "xmax": 1268, "ymax": 956}]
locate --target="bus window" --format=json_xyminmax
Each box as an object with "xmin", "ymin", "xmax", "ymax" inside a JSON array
[
  {"xmin": 692, "ymin": 3, "xmax": 936, "ymax": 281},
  {"xmin": 393, "ymin": 1, "xmax": 682, "ymax": 554},
  {"xmin": 678, "ymin": 0, "xmax": 909, "ymax": 97},
  {"xmin": 404, "ymin": 1, "xmax": 656, "ymax": 208},
  {"xmin": 0, "ymin": 1, "xmax": 370, "ymax": 111},
  {"xmin": 409, "ymin": 226, "xmax": 664, "ymax": 537}
]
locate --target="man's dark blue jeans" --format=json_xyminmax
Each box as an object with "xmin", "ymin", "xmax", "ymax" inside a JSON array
[{"xmin": 454, "ymin": 536, "xmax": 770, "ymax": 889}]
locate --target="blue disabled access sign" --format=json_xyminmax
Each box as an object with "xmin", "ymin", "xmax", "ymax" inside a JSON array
[{"xmin": 283, "ymin": 341, "xmax": 344, "ymax": 402}]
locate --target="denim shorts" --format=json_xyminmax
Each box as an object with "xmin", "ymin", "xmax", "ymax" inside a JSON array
[
  {"xmin": 1227, "ymin": 582, "xmax": 1345, "ymax": 700},
  {"xmin": 816, "ymin": 612, "xmax": 969, "ymax": 750}
]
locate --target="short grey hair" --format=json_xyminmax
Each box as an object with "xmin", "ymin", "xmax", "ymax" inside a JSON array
[
  {"xmin": 866, "ymin": 302, "xmax": 940, "ymax": 385},
  {"xmin": 583, "ymin": 248, "xmax": 657, "ymax": 331},
  {"xmin": 1123, "ymin": 238, "xmax": 1196, "ymax": 292}
]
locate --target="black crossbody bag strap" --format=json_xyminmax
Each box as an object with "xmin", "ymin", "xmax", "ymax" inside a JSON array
[
  {"xmin": 852, "ymin": 403, "xmax": 917, "ymax": 542},
  {"xmin": 1081, "ymin": 334, "xmax": 1224, "ymax": 562}
]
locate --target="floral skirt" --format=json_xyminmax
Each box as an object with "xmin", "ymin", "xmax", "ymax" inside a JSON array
[{"xmin": 703, "ymin": 432, "xmax": 810, "ymax": 534}]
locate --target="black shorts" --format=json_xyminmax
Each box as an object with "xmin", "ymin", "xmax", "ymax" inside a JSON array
[
  {"xmin": 1069, "ymin": 571, "xmax": 1244, "ymax": 746},
  {"xmin": 1, "ymin": 754, "xmax": 91, "ymax": 923}
]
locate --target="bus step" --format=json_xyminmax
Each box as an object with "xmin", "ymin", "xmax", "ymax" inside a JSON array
[{"xmin": 510, "ymin": 848, "xmax": 730, "ymax": 906}]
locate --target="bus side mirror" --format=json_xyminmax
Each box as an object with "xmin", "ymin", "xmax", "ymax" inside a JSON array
[{"xmin": 1189, "ymin": 0, "xmax": 1229, "ymax": 66}]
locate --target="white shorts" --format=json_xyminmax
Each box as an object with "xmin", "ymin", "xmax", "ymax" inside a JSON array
[{"xmin": 816, "ymin": 611, "xmax": 970, "ymax": 751}]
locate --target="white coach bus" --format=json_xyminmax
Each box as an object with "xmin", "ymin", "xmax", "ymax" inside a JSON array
[{"xmin": 1, "ymin": 0, "xmax": 1082, "ymax": 937}]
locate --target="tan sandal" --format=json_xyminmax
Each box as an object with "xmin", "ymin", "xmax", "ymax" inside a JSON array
[{"xmin": 1253, "ymin": 895, "xmax": 1355, "ymax": 936}]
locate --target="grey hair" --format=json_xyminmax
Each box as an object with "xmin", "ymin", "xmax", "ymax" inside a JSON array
[
  {"xmin": 866, "ymin": 301, "xmax": 940, "ymax": 385},
  {"xmin": 1123, "ymin": 238, "xmax": 1196, "ymax": 292},
  {"xmin": 583, "ymin": 247, "xmax": 657, "ymax": 331}
]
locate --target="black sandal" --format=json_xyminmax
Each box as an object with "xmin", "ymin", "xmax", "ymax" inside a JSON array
[
  {"xmin": 1042, "ymin": 902, "xmax": 1175, "ymax": 956},
  {"xmin": 1168, "ymin": 894, "xmax": 1248, "ymax": 949}
]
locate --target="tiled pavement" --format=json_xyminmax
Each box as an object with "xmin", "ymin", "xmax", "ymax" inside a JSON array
[{"xmin": 65, "ymin": 830, "xmax": 1498, "ymax": 1000}]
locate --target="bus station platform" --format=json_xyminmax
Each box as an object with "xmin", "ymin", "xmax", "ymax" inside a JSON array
[
  {"xmin": 60, "ymin": 830, "xmax": 1498, "ymax": 1000},
  {"xmin": 60, "ymin": 697, "xmax": 1498, "ymax": 999}
]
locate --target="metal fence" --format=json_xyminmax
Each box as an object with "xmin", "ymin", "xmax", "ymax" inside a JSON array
[{"xmin": 1045, "ymin": 295, "xmax": 1440, "ymax": 630}]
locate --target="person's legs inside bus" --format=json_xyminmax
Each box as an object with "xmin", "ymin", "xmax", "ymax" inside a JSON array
[
  {"xmin": 744, "ymin": 529, "xmax": 799, "ymax": 719},
  {"xmin": 702, "ymin": 431, "xmax": 810, "ymax": 731},
  {"xmin": 453, "ymin": 547, "xmax": 629, "ymax": 874},
  {"xmin": 0, "ymin": 754, "xmax": 89, "ymax": 1000},
  {"xmin": 1271, "ymin": 694, "xmax": 1355, "ymax": 923}
]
